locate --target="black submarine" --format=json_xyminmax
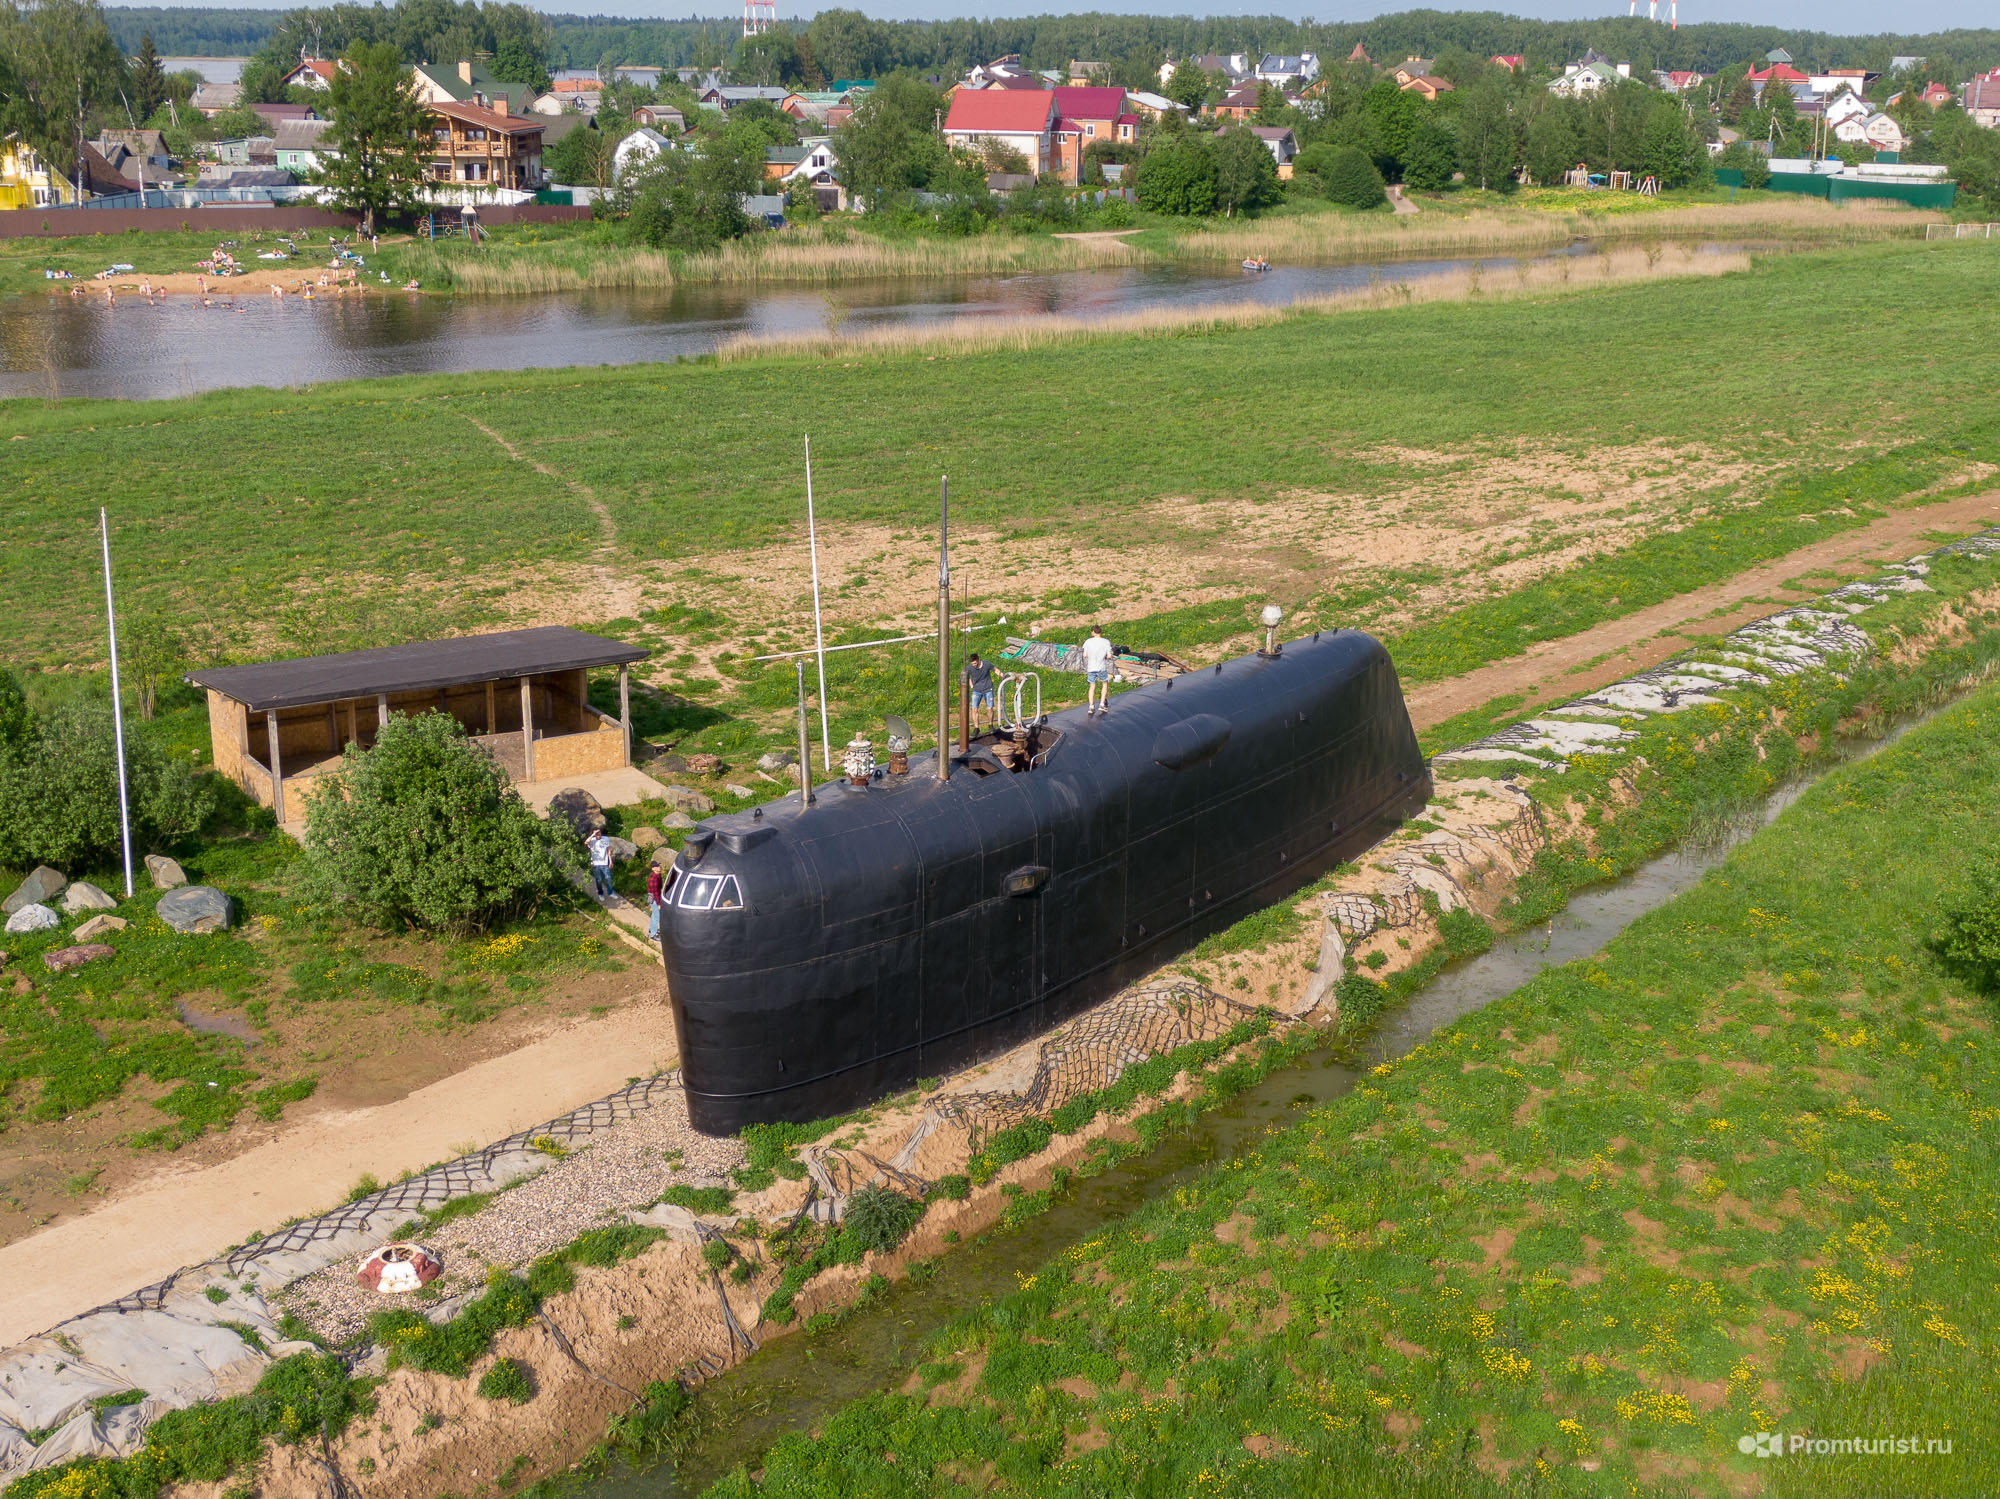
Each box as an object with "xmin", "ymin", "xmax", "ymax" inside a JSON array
[{"xmin": 658, "ymin": 490, "xmax": 1431, "ymax": 1135}]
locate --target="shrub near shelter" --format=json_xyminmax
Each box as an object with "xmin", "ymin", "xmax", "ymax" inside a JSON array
[{"xmin": 299, "ymin": 711, "xmax": 577, "ymax": 935}]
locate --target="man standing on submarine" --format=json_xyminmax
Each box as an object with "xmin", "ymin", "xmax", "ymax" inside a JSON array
[{"xmin": 1082, "ymin": 625, "xmax": 1114, "ymax": 716}]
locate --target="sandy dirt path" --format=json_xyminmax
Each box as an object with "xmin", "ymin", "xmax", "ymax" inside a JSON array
[
  {"xmin": 6, "ymin": 492, "xmax": 1994, "ymax": 1346},
  {"xmin": 1403, "ymin": 492, "xmax": 2000, "ymax": 730},
  {"xmin": 0, "ymin": 1004, "xmax": 677, "ymax": 1346}
]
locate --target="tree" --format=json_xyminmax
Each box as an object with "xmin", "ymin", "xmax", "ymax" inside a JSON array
[
  {"xmin": 1402, "ymin": 117, "xmax": 1457, "ymax": 191},
  {"xmin": 1322, "ymin": 144, "xmax": 1387, "ymax": 210},
  {"xmin": 1211, "ymin": 125, "xmax": 1279, "ymax": 217},
  {"xmin": 0, "ymin": 0, "xmax": 128, "ymax": 177},
  {"xmin": 1639, "ymin": 102, "xmax": 1707, "ymax": 189},
  {"xmin": 1134, "ymin": 139, "xmax": 1216, "ymax": 216},
  {"xmin": 624, "ymin": 130, "xmax": 761, "ymax": 251},
  {"xmin": 1525, "ymin": 107, "xmax": 1579, "ymax": 187},
  {"xmin": 318, "ymin": 40, "xmax": 428, "ymax": 236},
  {"xmin": 131, "ymin": 29, "xmax": 165, "ymax": 118},
  {"xmin": 1456, "ymin": 78, "xmax": 1515, "ymax": 191},
  {"xmin": 831, "ymin": 71, "xmax": 950, "ymax": 205},
  {"xmin": 1721, "ymin": 73, "xmax": 1756, "ymax": 125},
  {"xmin": 807, "ymin": 8, "xmax": 881, "ymax": 83},
  {"xmin": 732, "ymin": 27, "xmax": 801, "ymax": 88},
  {"xmin": 0, "ymin": 703, "xmax": 213, "ymax": 872},
  {"xmin": 1165, "ymin": 63, "xmax": 1213, "ymax": 112},
  {"xmin": 299, "ymin": 712, "xmax": 575, "ymax": 935}
]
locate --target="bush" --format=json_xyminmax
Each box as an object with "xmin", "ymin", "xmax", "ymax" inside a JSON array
[
  {"xmin": 1135, "ymin": 141, "xmax": 1218, "ymax": 216},
  {"xmin": 842, "ymin": 1185, "xmax": 922, "ymax": 1255},
  {"xmin": 927, "ymin": 1172, "xmax": 971, "ymax": 1202},
  {"xmin": 1323, "ymin": 145, "xmax": 1388, "ymax": 210},
  {"xmin": 1932, "ymin": 869, "xmax": 2000, "ymax": 994},
  {"xmin": 0, "ymin": 693, "xmax": 215, "ymax": 872},
  {"xmin": 660, "ymin": 1183, "xmax": 736, "ymax": 1214},
  {"xmin": 476, "ymin": 1356, "xmax": 534, "ymax": 1404},
  {"xmin": 298, "ymin": 711, "xmax": 577, "ymax": 934}
]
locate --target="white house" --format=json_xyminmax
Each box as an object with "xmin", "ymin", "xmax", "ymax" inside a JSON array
[
  {"xmin": 1858, "ymin": 112, "xmax": 1908, "ymax": 153},
  {"xmin": 1824, "ymin": 92, "xmax": 1872, "ymax": 131},
  {"xmin": 1254, "ymin": 53, "xmax": 1318, "ymax": 87},
  {"xmin": 1549, "ymin": 62, "xmax": 1625, "ymax": 98},
  {"xmin": 782, "ymin": 137, "xmax": 837, "ymax": 181},
  {"xmin": 612, "ymin": 127, "xmax": 674, "ymax": 181}
]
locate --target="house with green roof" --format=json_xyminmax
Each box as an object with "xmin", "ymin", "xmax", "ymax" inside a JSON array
[{"xmin": 410, "ymin": 60, "xmax": 540, "ymax": 115}]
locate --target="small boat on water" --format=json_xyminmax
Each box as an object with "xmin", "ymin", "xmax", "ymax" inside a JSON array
[{"xmin": 1242, "ymin": 257, "xmax": 1271, "ymax": 272}]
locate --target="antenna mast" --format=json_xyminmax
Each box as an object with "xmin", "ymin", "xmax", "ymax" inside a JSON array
[
  {"xmin": 803, "ymin": 436, "xmax": 832, "ymax": 771},
  {"xmin": 100, "ymin": 509, "xmax": 134, "ymax": 898},
  {"xmin": 742, "ymin": 0, "xmax": 775, "ymax": 37},
  {"xmin": 936, "ymin": 476, "xmax": 950, "ymax": 783}
]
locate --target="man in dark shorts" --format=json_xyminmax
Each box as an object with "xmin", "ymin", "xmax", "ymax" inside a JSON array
[{"xmin": 966, "ymin": 653, "xmax": 996, "ymax": 728}]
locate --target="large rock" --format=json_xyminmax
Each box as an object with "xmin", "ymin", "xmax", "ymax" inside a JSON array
[
  {"xmin": 722, "ymin": 783, "xmax": 755, "ymax": 799},
  {"xmin": 631, "ymin": 826, "xmax": 663, "ymax": 851},
  {"xmin": 145, "ymin": 855, "xmax": 187, "ymax": 890},
  {"xmin": 660, "ymin": 786, "xmax": 715, "ymax": 816},
  {"xmin": 5, "ymin": 903, "xmax": 59, "ymax": 935},
  {"xmin": 4, "ymin": 867, "xmax": 67, "ymax": 915},
  {"xmin": 547, "ymin": 788, "xmax": 606, "ymax": 837},
  {"xmin": 685, "ymin": 753, "xmax": 722, "ymax": 776},
  {"xmin": 601, "ymin": 836, "xmax": 638, "ymax": 863},
  {"xmin": 60, "ymin": 881, "xmax": 118, "ymax": 914},
  {"xmin": 756, "ymin": 751, "xmax": 796, "ymax": 773},
  {"xmin": 157, "ymin": 885, "xmax": 233, "ymax": 935},
  {"xmin": 43, "ymin": 943, "xmax": 113, "ymax": 973},
  {"xmin": 72, "ymin": 914, "xmax": 128, "ymax": 941}
]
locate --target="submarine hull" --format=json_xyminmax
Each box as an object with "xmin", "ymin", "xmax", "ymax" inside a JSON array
[{"xmin": 660, "ymin": 629, "xmax": 1430, "ymax": 1135}]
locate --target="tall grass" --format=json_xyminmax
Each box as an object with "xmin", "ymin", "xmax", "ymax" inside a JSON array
[
  {"xmin": 1180, "ymin": 196, "xmax": 1922, "ymax": 264},
  {"xmin": 407, "ymin": 197, "xmax": 1908, "ymax": 295},
  {"xmin": 715, "ymin": 242, "xmax": 1752, "ymax": 363}
]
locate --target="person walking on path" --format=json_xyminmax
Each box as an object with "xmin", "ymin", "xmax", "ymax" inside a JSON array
[
  {"xmin": 967, "ymin": 653, "xmax": 996, "ymax": 729},
  {"xmin": 586, "ymin": 829, "xmax": 616, "ymax": 901},
  {"xmin": 646, "ymin": 859, "xmax": 666, "ymax": 939},
  {"xmin": 1082, "ymin": 626, "xmax": 1114, "ymax": 716}
]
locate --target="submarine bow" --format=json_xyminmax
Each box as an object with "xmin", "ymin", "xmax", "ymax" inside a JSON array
[{"xmin": 659, "ymin": 628, "xmax": 1430, "ymax": 1135}]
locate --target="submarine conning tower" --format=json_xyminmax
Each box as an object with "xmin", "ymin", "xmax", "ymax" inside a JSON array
[{"xmin": 659, "ymin": 627, "xmax": 1431, "ymax": 1135}]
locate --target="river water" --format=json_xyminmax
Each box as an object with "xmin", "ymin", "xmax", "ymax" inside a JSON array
[
  {"xmin": 591, "ymin": 715, "xmax": 1919, "ymax": 1497},
  {"xmin": 2, "ymin": 252, "xmax": 1562, "ymax": 402}
]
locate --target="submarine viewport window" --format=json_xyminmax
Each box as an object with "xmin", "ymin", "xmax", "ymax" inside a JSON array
[
  {"xmin": 713, "ymin": 876, "xmax": 743, "ymax": 911},
  {"xmin": 678, "ymin": 873, "xmax": 724, "ymax": 910}
]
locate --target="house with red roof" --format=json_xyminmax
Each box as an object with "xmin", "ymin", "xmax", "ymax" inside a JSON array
[
  {"xmin": 1047, "ymin": 86, "xmax": 1135, "ymax": 182},
  {"xmin": 1747, "ymin": 62, "xmax": 1811, "ymax": 105},
  {"xmin": 1964, "ymin": 70, "xmax": 2000, "ymax": 128},
  {"xmin": 281, "ymin": 57, "xmax": 339, "ymax": 91},
  {"xmin": 942, "ymin": 88, "xmax": 1058, "ymax": 176},
  {"xmin": 1490, "ymin": 55, "xmax": 1524, "ymax": 71}
]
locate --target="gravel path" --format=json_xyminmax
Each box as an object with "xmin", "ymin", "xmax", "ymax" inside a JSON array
[{"xmin": 277, "ymin": 1087, "xmax": 743, "ymax": 1345}]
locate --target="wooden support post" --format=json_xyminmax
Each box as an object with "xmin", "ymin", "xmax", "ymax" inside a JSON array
[
  {"xmin": 485, "ymin": 680, "xmax": 497, "ymax": 735},
  {"xmin": 267, "ymin": 710, "xmax": 285, "ymax": 824},
  {"xmin": 439, "ymin": 687, "xmax": 448, "ymax": 716},
  {"xmin": 376, "ymin": 694, "xmax": 389, "ymax": 740},
  {"xmin": 326, "ymin": 702, "xmax": 339, "ymax": 754},
  {"xmin": 345, "ymin": 698, "xmax": 357, "ymax": 748},
  {"xmin": 520, "ymin": 676, "xmax": 536, "ymax": 782},
  {"xmin": 618, "ymin": 665, "xmax": 631, "ymax": 765},
  {"xmin": 237, "ymin": 700, "xmax": 250, "ymax": 756}
]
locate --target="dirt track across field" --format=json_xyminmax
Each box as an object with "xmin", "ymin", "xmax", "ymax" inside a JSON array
[
  {"xmin": 1403, "ymin": 491, "xmax": 2000, "ymax": 729},
  {"xmin": 6, "ymin": 491, "xmax": 1996, "ymax": 1347},
  {"xmin": 0, "ymin": 1004, "xmax": 677, "ymax": 1346}
]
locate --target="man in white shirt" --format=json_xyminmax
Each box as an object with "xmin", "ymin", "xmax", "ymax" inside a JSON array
[{"xmin": 1081, "ymin": 626, "xmax": 1114, "ymax": 716}]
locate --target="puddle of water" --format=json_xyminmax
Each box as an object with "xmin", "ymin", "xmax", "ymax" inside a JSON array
[
  {"xmin": 587, "ymin": 716, "xmax": 1925, "ymax": 1496},
  {"xmin": 173, "ymin": 999, "xmax": 259, "ymax": 1046}
]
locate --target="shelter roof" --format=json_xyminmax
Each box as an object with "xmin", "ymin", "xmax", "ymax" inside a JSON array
[
  {"xmin": 187, "ymin": 627, "xmax": 647, "ymax": 712},
  {"xmin": 427, "ymin": 100, "xmax": 545, "ymax": 135},
  {"xmin": 1051, "ymin": 86, "xmax": 1124, "ymax": 119}
]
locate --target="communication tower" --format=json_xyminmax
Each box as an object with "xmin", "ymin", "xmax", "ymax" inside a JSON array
[{"xmin": 743, "ymin": 0, "xmax": 775, "ymax": 37}]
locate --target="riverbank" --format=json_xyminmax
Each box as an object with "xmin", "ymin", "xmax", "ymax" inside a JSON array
[{"xmin": 0, "ymin": 193, "xmax": 1926, "ymax": 300}]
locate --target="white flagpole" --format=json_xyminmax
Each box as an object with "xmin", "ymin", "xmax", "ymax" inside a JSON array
[
  {"xmin": 99, "ymin": 508, "xmax": 134, "ymax": 899},
  {"xmin": 803, "ymin": 435, "xmax": 832, "ymax": 772}
]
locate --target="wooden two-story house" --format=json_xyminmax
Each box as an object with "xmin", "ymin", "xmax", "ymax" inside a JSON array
[{"xmin": 423, "ymin": 98, "xmax": 545, "ymax": 190}]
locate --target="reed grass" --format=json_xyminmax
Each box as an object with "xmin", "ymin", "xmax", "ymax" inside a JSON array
[
  {"xmin": 715, "ymin": 242, "xmax": 1752, "ymax": 363},
  {"xmin": 1176, "ymin": 196, "xmax": 1922, "ymax": 265}
]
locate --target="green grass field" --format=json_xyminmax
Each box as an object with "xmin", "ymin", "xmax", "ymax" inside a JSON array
[
  {"xmin": 3, "ymin": 238, "xmax": 1996, "ymax": 769},
  {"xmin": 698, "ymin": 666, "xmax": 2000, "ymax": 1498}
]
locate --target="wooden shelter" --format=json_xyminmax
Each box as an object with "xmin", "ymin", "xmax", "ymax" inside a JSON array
[{"xmin": 186, "ymin": 627, "xmax": 648, "ymax": 824}]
